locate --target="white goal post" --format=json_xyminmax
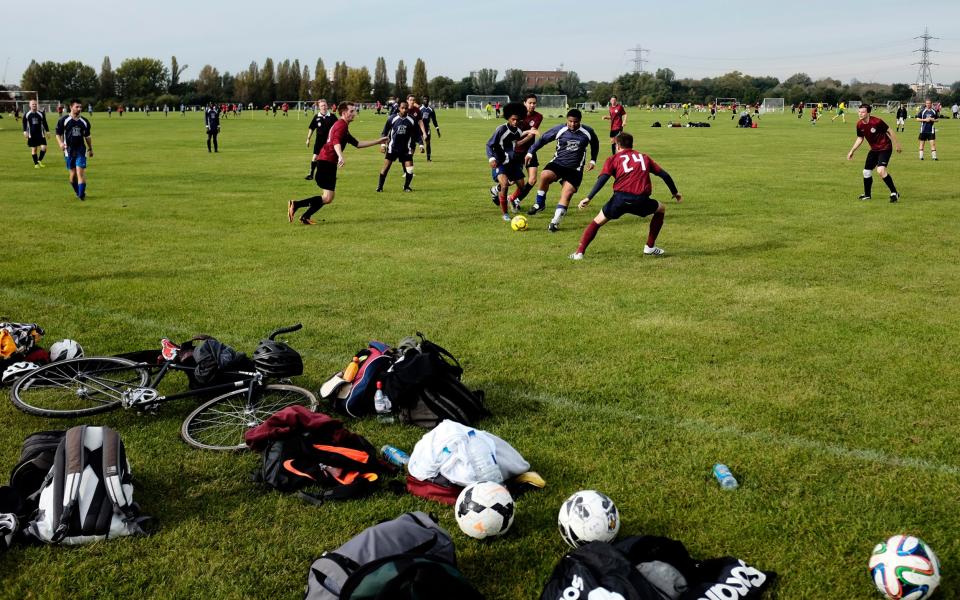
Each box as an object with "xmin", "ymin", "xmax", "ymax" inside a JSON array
[
  {"xmin": 0, "ymin": 90, "xmax": 40, "ymax": 113},
  {"xmin": 536, "ymin": 94, "xmax": 568, "ymax": 117},
  {"xmin": 465, "ymin": 95, "xmax": 510, "ymax": 119},
  {"xmin": 761, "ymin": 98, "xmax": 784, "ymax": 113},
  {"xmin": 576, "ymin": 101, "xmax": 601, "ymax": 112}
]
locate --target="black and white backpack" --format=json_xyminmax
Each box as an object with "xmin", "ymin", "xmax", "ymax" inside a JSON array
[{"xmin": 26, "ymin": 425, "xmax": 150, "ymax": 545}]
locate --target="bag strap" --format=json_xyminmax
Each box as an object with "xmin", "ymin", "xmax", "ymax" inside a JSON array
[
  {"xmin": 101, "ymin": 427, "xmax": 136, "ymax": 520},
  {"xmin": 296, "ymin": 475, "xmax": 379, "ymax": 506},
  {"xmin": 52, "ymin": 425, "xmax": 87, "ymax": 543},
  {"xmin": 416, "ymin": 332, "xmax": 462, "ymax": 371}
]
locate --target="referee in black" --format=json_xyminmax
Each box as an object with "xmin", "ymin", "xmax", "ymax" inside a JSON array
[
  {"xmin": 22, "ymin": 99, "xmax": 50, "ymax": 168},
  {"xmin": 304, "ymin": 99, "xmax": 337, "ymax": 180},
  {"xmin": 205, "ymin": 102, "xmax": 220, "ymax": 152}
]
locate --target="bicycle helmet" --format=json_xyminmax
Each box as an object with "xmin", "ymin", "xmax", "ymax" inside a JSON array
[
  {"xmin": 252, "ymin": 340, "xmax": 303, "ymax": 378},
  {"xmin": 2, "ymin": 362, "xmax": 38, "ymax": 385}
]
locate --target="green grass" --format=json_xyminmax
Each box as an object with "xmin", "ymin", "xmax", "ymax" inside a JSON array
[{"xmin": 1, "ymin": 106, "xmax": 959, "ymax": 599}]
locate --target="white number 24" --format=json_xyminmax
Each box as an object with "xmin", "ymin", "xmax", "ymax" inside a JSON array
[{"xmin": 619, "ymin": 153, "xmax": 646, "ymax": 173}]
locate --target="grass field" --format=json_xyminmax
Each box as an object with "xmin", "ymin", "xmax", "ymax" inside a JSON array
[{"xmin": 1, "ymin": 105, "xmax": 958, "ymax": 599}]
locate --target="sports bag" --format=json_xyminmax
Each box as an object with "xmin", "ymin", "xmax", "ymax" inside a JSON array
[
  {"xmin": 339, "ymin": 553, "xmax": 484, "ymax": 600},
  {"xmin": 540, "ymin": 541, "xmax": 662, "ymax": 600},
  {"xmin": 26, "ymin": 425, "xmax": 151, "ymax": 545},
  {"xmin": 9, "ymin": 430, "xmax": 65, "ymax": 519},
  {"xmin": 323, "ymin": 342, "xmax": 395, "ymax": 417},
  {"xmin": 305, "ymin": 511, "xmax": 457, "ymax": 600},
  {"xmin": 190, "ymin": 337, "xmax": 254, "ymax": 388}
]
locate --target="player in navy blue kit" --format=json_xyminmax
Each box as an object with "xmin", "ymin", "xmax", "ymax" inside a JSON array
[
  {"xmin": 55, "ymin": 100, "xmax": 93, "ymax": 200},
  {"xmin": 916, "ymin": 99, "xmax": 938, "ymax": 161},
  {"xmin": 305, "ymin": 99, "xmax": 338, "ymax": 179},
  {"xmin": 377, "ymin": 101, "xmax": 423, "ymax": 192},
  {"xmin": 419, "ymin": 97, "xmax": 441, "ymax": 161},
  {"xmin": 22, "ymin": 99, "xmax": 50, "ymax": 168},
  {"xmin": 524, "ymin": 109, "xmax": 600, "ymax": 231},
  {"xmin": 485, "ymin": 102, "xmax": 527, "ymax": 221},
  {"xmin": 205, "ymin": 103, "xmax": 221, "ymax": 152}
]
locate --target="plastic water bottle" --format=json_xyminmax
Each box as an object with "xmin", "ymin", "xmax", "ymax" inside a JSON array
[
  {"xmin": 713, "ymin": 463, "xmax": 739, "ymax": 490},
  {"xmin": 343, "ymin": 357, "xmax": 360, "ymax": 382},
  {"xmin": 373, "ymin": 381, "xmax": 394, "ymax": 423},
  {"xmin": 381, "ymin": 445, "xmax": 409, "ymax": 467},
  {"xmin": 465, "ymin": 430, "xmax": 502, "ymax": 483}
]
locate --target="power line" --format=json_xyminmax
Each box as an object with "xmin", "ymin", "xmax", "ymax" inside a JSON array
[
  {"xmin": 912, "ymin": 27, "xmax": 939, "ymax": 98},
  {"xmin": 627, "ymin": 45, "xmax": 650, "ymax": 74}
]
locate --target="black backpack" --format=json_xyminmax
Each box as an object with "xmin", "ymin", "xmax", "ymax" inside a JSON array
[
  {"xmin": 339, "ymin": 553, "xmax": 484, "ymax": 600},
  {"xmin": 186, "ymin": 337, "xmax": 254, "ymax": 389},
  {"xmin": 382, "ymin": 334, "xmax": 490, "ymax": 428},
  {"xmin": 9, "ymin": 430, "xmax": 65, "ymax": 519},
  {"xmin": 540, "ymin": 542, "xmax": 661, "ymax": 600}
]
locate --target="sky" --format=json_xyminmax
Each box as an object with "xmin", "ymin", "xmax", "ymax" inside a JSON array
[{"xmin": 2, "ymin": 0, "xmax": 958, "ymax": 88}]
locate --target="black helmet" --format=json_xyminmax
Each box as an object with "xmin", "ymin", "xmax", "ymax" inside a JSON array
[{"xmin": 252, "ymin": 340, "xmax": 303, "ymax": 378}]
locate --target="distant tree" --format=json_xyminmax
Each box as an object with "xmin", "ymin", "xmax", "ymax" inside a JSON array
[
  {"xmin": 428, "ymin": 75, "xmax": 457, "ymax": 104},
  {"xmin": 412, "ymin": 58, "xmax": 429, "ymax": 98},
  {"xmin": 238, "ymin": 61, "xmax": 261, "ymax": 105},
  {"xmin": 291, "ymin": 59, "xmax": 302, "ymax": 100},
  {"xmin": 276, "ymin": 59, "xmax": 293, "ymax": 99},
  {"xmin": 373, "ymin": 56, "xmax": 390, "ymax": 101},
  {"xmin": 890, "ymin": 83, "xmax": 913, "ymax": 102},
  {"xmin": 21, "ymin": 61, "xmax": 55, "ymax": 99},
  {"xmin": 589, "ymin": 81, "xmax": 613, "ymax": 104},
  {"xmin": 221, "ymin": 71, "xmax": 235, "ymax": 99},
  {"xmin": 196, "ymin": 65, "xmax": 222, "ymax": 98},
  {"xmin": 99, "ymin": 56, "xmax": 115, "ymax": 99},
  {"xmin": 299, "ymin": 65, "xmax": 311, "ymax": 100},
  {"xmin": 313, "ymin": 58, "xmax": 330, "ymax": 100},
  {"xmin": 114, "ymin": 57, "xmax": 169, "ymax": 98},
  {"xmin": 332, "ymin": 62, "xmax": 349, "ymax": 102},
  {"xmin": 345, "ymin": 66, "xmax": 371, "ymax": 101},
  {"xmin": 57, "ymin": 61, "xmax": 99, "ymax": 99},
  {"xmin": 473, "ymin": 68, "xmax": 498, "ymax": 94},
  {"xmin": 558, "ymin": 71, "xmax": 581, "ymax": 99},
  {"xmin": 783, "ymin": 73, "xmax": 813, "ymax": 88},
  {"xmin": 655, "ymin": 68, "xmax": 675, "ymax": 84},
  {"xmin": 170, "ymin": 56, "xmax": 188, "ymax": 93},
  {"xmin": 260, "ymin": 57, "xmax": 276, "ymax": 101},
  {"xmin": 504, "ymin": 69, "xmax": 526, "ymax": 99},
  {"xmin": 394, "ymin": 60, "xmax": 409, "ymax": 99}
]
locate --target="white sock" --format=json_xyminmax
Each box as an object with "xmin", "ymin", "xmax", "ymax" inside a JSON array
[
  {"xmin": 551, "ymin": 205, "xmax": 567, "ymax": 224},
  {"xmin": 932, "ymin": 151, "xmax": 937, "ymax": 159},
  {"xmin": 919, "ymin": 151, "xmax": 924, "ymax": 159}
]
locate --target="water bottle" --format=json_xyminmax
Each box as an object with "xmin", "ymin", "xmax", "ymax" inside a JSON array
[
  {"xmin": 465, "ymin": 430, "xmax": 502, "ymax": 483},
  {"xmin": 713, "ymin": 463, "xmax": 739, "ymax": 490},
  {"xmin": 381, "ymin": 445, "xmax": 409, "ymax": 467},
  {"xmin": 343, "ymin": 357, "xmax": 360, "ymax": 382},
  {"xmin": 373, "ymin": 381, "xmax": 394, "ymax": 423}
]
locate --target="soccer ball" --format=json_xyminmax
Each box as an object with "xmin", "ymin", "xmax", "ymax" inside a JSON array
[
  {"xmin": 49, "ymin": 339, "xmax": 84, "ymax": 362},
  {"xmin": 557, "ymin": 490, "xmax": 620, "ymax": 548},
  {"xmin": 455, "ymin": 481, "xmax": 515, "ymax": 539},
  {"xmin": 510, "ymin": 215, "xmax": 529, "ymax": 231},
  {"xmin": 869, "ymin": 535, "xmax": 940, "ymax": 600}
]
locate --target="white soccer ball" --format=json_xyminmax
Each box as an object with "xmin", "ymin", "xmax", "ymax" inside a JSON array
[
  {"xmin": 2, "ymin": 362, "xmax": 38, "ymax": 385},
  {"xmin": 49, "ymin": 339, "xmax": 84, "ymax": 362},
  {"xmin": 557, "ymin": 490, "xmax": 620, "ymax": 548},
  {"xmin": 868, "ymin": 535, "xmax": 940, "ymax": 600},
  {"xmin": 455, "ymin": 481, "xmax": 515, "ymax": 539}
]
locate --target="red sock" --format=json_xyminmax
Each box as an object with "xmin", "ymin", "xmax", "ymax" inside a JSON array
[
  {"xmin": 647, "ymin": 212, "xmax": 664, "ymax": 247},
  {"xmin": 577, "ymin": 221, "xmax": 602, "ymax": 254},
  {"xmin": 499, "ymin": 193, "xmax": 508, "ymax": 214}
]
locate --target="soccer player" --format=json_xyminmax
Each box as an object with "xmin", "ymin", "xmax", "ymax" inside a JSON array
[
  {"xmin": 287, "ymin": 101, "xmax": 387, "ymax": 225},
  {"xmin": 205, "ymin": 102, "xmax": 221, "ymax": 152},
  {"xmin": 570, "ymin": 132, "xmax": 681, "ymax": 260},
  {"xmin": 22, "ymin": 99, "xmax": 50, "ymax": 168},
  {"xmin": 419, "ymin": 97, "xmax": 441, "ymax": 161},
  {"xmin": 810, "ymin": 105, "xmax": 818, "ymax": 126},
  {"xmin": 708, "ymin": 102, "xmax": 717, "ymax": 120},
  {"xmin": 846, "ymin": 104, "xmax": 902, "ymax": 202},
  {"xmin": 405, "ymin": 95, "xmax": 428, "ymax": 145},
  {"xmin": 282, "ymin": 102, "xmax": 289, "ymax": 117},
  {"xmin": 305, "ymin": 99, "xmax": 338, "ymax": 180},
  {"xmin": 377, "ymin": 100, "xmax": 423, "ymax": 192},
  {"xmin": 952, "ymin": 102, "xmax": 959, "ymax": 120},
  {"xmin": 510, "ymin": 94, "xmax": 543, "ymax": 214},
  {"xmin": 895, "ymin": 103, "xmax": 908, "ymax": 132},
  {"xmin": 832, "ymin": 101, "xmax": 846, "ymax": 123},
  {"xmin": 55, "ymin": 99, "xmax": 93, "ymax": 200},
  {"xmin": 916, "ymin": 99, "xmax": 938, "ymax": 160},
  {"xmin": 681, "ymin": 103, "xmax": 690, "ymax": 120},
  {"xmin": 485, "ymin": 102, "xmax": 527, "ymax": 221},
  {"xmin": 602, "ymin": 95, "xmax": 627, "ymax": 155},
  {"xmin": 816, "ymin": 102, "xmax": 824, "ymax": 121},
  {"xmin": 524, "ymin": 108, "xmax": 600, "ymax": 232}
]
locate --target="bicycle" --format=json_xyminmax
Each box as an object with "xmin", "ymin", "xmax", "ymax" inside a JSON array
[{"xmin": 10, "ymin": 324, "xmax": 318, "ymax": 451}]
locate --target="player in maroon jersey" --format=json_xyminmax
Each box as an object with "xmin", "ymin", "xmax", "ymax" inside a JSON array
[
  {"xmin": 507, "ymin": 93, "xmax": 542, "ymax": 213},
  {"xmin": 287, "ymin": 101, "xmax": 388, "ymax": 224},
  {"xmin": 846, "ymin": 104, "xmax": 902, "ymax": 202},
  {"xmin": 570, "ymin": 132, "xmax": 682, "ymax": 260},
  {"xmin": 601, "ymin": 95, "xmax": 627, "ymax": 155}
]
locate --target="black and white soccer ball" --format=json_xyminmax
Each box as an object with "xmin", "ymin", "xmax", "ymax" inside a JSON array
[
  {"xmin": 49, "ymin": 339, "xmax": 84, "ymax": 362},
  {"xmin": 1, "ymin": 362, "xmax": 38, "ymax": 386},
  {"xmin": 455, "ymin": 481, "xmax": 515, "ymax": 539},
  {"xmin": 557, "ymin": 490, "xmax": 621, "ymax": 548}
]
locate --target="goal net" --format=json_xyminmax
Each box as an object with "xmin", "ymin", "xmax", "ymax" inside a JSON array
[
  {"xmin": 465, "ymin": 95, "xmax": 510, "ymax": 119},
  {"xmin": 846, "ymin": 100, "xmax": 861, "ymax": 111},
  {"xmin": 576, "ymin": 101, "xmax": 601, "ymax": 112},
  {"xmin": 0, "ymin": 90, "xmax": 40, "ymax": 114},
  {"xmin": 537, "ymin": 94, "xmax": 568, "ymax": 117},
  {"xmin": 761, "ymin": 98, "xmax": 784, "ymax": 113}
]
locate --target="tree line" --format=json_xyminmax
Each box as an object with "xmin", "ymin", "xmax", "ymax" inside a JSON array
[{"xmin": 13, "ymin": 55, "xmax": 960, "ymax": 108}]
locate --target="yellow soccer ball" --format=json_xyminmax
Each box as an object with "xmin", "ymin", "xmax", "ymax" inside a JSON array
[{"xmin": 510, "ymin": 215, "xmax": 529, "ymax": 231}]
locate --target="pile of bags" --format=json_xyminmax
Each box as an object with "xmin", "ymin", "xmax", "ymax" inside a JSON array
[{"xmin": 0, "ymin": 321, "xmax": 85, "ymax": 385}]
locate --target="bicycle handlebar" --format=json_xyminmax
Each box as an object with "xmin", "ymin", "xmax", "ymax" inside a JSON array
[{"xmin": 268, "ymin": 323, "xmax": 302, "ymax": 340}]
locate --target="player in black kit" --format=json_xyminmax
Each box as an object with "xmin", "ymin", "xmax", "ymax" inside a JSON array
[
  {"xmin": 305, "ymin": 99, "xmax": 338, "ymax": 180},
  {"xmin": 22, "ymin": 99, "xmax": 50, "ymax": 168}
]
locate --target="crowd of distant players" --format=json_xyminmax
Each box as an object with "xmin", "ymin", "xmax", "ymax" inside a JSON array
[{"xmin": 16, "ymin": 92, "xmax": 951, "ymax": 260}]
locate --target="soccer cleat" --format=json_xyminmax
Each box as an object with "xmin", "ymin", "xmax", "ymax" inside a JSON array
[
  {"xmin": 403, "ymin": 187, "xmax": 413, "ymax": 192},
  {"xmin": 527, "ymin": 204, "xmax": 544, "ymax": 216},
  {"xmin": 34, "ymin": 164, "xmax": 40, "ymax": 169},
  {"xmin": 569, "ymin": 252, "xmax": 584, "ymax": 260},
  {"xmin": 511, "ymin": 198, "xmax": 521, "ymax": 212},
  {"xmin": 287, "ymin": 200, "xmax": 295, "ymax": 223},
  {"xmin": 643, "ymin": 245, "xmax": 665, "ymax": 256},
  {"xmin": 548, "ymin": 222, "xmax": 559, "ymax": 232},
  {"xmin": 38, "ymin": 162, "xmax": 45, "ymax": 168},
  {"xmin": 502, "ymin": 213, "xmax": 511, "ymax": 222},
  {"xmin": 300, "ymin": 216, "xmax": 317, "ymax": 225},
  {"xmin": 857, "ymin": 195, "xmax": 872, "ymax": 201},
  {"xmin": 490, "ymin": 185, "xmax": 500, "ymax": 203},
  {"xmin": 889, "ymin": 192, "xmax": 899, "ymax": 203},
  {"xmin": 304, "ymin": 174, "xmax": 313, "ymax": 180}
]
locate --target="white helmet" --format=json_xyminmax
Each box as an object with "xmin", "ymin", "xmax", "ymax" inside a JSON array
[
  {"xmin": 2, "ymin": 362, "xmax": 38, "ymax": 385},
  {"xmin": 0, "ymin": 512, "xmax": 17, "ymax": 551},
  {"xmin": 49, "ymin": 339, "xmax": 84, "ymax": 362}
]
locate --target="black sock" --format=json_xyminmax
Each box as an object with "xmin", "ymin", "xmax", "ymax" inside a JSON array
[
  {"xmin": 864, "ymin": 177, "xmax": 873, "ymax": 196},
  {"xmin": 38, "ymin": 149, "xmax": 45, "ymax": 161},
  {"xmin": 32, "ymin": 154, "xmax": 38, "ymax": 165},
  {"xmin": 71, "ymin": 181, "xmax": 79, "ymax": 194},
  {"xmin": 611, "ymin": 143, "xmax": 616, "ymax": 155},
  {"xmin": 310, "ymin": 160, "xmax": 317, "ymax": 176},
  {"xmin": 207, "ymin": 139, "xmax": 211, "ymax": 152},
  {"xmin": 882, "ymin": 175, "xmax": 897, "ymax": 193},
  {"xmin": 404, "ymin": 173, "xmax": 413, "ymax": 189},
  {"xmin": 213, "ymin": 137, "xmax": 218, "ymax": 151},
  {"xmin": 517, "ymin": 182, "xmax": 533, "ymax": 201},
  {"xmin": 303, "ymin": 199, "xmax": 324, "ymax": 219},
  {"xmin": 378, "ymin": 173, "xmax": 387, "ymax": 189}
]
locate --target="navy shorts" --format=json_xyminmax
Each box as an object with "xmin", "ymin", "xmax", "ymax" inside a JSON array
[
  {"xmin": 601, "ymin": 192, "xmax": 660, "ymax": 220},
  {"xmin": 609, "ymin": 128, "xmax": 622, "ymax": 139},
  {"xmin": 524, "ymin": 153, "xmax": 539, "ymax": 169},
  {"xmin": 314, "ymin": 160, "xmax": 338, "ymax": 191},
  {"xmin": 864, "ymin": 149, "xmax": 893, "ymax": 170},
  {"xmin": 64, "ymin": 152, "xmax": 87, "ymax": 170},
  {"xmin": 492, "ymin": 161, "xmax": 524, "ymax": 183},
  {"xmin": 918, "ymin": 132, "xmax": 936, "ymax": 141},
  {"xmin": 543, "ymin": 162, "xmax": 583, "ymax": 189},
  {"xmin": 386, "ymin": 152, "xmax": 413, "ymax": 163}
]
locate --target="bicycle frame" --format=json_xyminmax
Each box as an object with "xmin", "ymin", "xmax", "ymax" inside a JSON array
[{"xmin": 118, "ymin": 358, "xmax": 266, "ymax": 410}]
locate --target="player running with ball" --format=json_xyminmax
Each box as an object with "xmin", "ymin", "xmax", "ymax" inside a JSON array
[
  {"xmin": 486, "ymin": 102, "xmax": 528, "ymax": 221},
  {"xmin": 570, "ymin": 132, "xmax": 681, "ymax": 260}
]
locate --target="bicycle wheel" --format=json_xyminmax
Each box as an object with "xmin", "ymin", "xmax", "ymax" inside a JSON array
[
  {"xmin": 11, "ymin": 357, "xmax": 151, "ymax": 418},
  {"xmin": 181, "ymin": 383, "xmax": 318, "ymax": 451}
]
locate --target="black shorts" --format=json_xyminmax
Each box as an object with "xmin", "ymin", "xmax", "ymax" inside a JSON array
[
  {"xmin": 543, "ymin": 162, "xmax": 583, "ymax": 189},
  {"xmin": 918, "ymin": 132, "xmax": 936, "ymax": 141},
  {"xmin": 609, "ymin": 128, "xmax": 622, "ymax": 139},
  {"xmin": 312, "ymin": 139, "xmax": 323, "ymax": 155},
  {"xmin": 385, "ymin": 152, "xmax": 413, "ymax": 163},
  {"xmin": 864, "ymin": 149, "xmax": 893, "ymax": 170},
  {"xmin": 26, "ymin": 136, "xmax": 46, "ymax": 148},
  {"xmin": 314, "ymin": 160, "xmax": 338, "ymax": 191},
  {"xmin": 492, "ymin": 161, "xmax": 524, "ymax": 183},
  {"xmin": 601, "ymin": 192, "xmax": 660, "ymax": 220},
  {"xmin": 522, "ymin": 152, "xmax": 539, "ymax": 169}
]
